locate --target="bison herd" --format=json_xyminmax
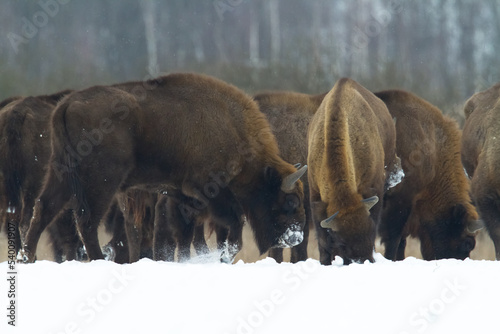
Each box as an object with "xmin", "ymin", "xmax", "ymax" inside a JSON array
[{"xmin": 0, "ymin": 72, "xmax": 497, "ymax": 265}]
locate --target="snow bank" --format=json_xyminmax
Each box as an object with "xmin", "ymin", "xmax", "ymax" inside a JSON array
[{"xmin": 1, "ymin": 254, "xmax": 498, "ymax": 334}]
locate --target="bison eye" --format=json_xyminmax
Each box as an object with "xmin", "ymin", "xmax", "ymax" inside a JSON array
[
  {"xmin": 284, "ymin": 195, "xmax": 299, "ymax": 211},
  {"xmin": 459, "ymin": 238, "xmax": 475, "ymax": 253}
]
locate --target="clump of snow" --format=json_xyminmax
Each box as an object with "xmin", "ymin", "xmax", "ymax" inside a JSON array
[
  {"xmin": 277, "ymin": 225, "xmax": 304, "ymax": 247},
  {"xmin": 386, "ymin": 158, "xmax": 405, "ymax": 190},
  {"xmin": 2, "ymin": 255, "xmax": 499, "ymax": 334}
]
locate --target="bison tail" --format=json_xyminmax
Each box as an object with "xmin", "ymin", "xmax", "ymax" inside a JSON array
[
  {"xmin": 3, "ymin": 108, "xmax": 27, "ymax": 210},
  {"xmin": 129, "ymin": 190, "xmax": 148, "ymax": 230},
  {"xmin": 48, "ymin": 99, "xmax": 89, "ymax": 215}
]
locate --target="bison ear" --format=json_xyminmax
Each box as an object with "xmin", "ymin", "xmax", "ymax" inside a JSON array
[
  {"xmin": 264, "ymin": 166, "xmax": 282, "ymax": 189},
  {"xmin": 467, "ymin": 219, "xmax": 484, "ymax": 234},
  {"xmin": 320, "ymin": 211, "xmax": 340, "ymax": 231},
  {"xmin": 361, "ymin": 196, "xmax": 379, "ymax": 211},
  {"xmin": 452, "ymin": 204, "xmax": 467, "ymax": 220}
]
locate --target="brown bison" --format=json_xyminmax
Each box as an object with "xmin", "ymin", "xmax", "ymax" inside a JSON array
[
  {"xmin": 22, "ymin": 73, "xmax": 307, "ymax": 263},
  {"xmin": 376, "ymin": 89, "xmax": 482, "ymax": 261},
  {"xmin": 308, "ymin": 78, "xmax": 397, "ymax": 265},
  {"xmin": 0, "ymin": 91, "xmax": 81, "ymax": 262},
  {"xmin": 461, "ymin": 83, "xmax": 500, "ymax": 259},
  {"xmin": 253, "ymin": 91, "xmax": 327, "ymax": 262}
]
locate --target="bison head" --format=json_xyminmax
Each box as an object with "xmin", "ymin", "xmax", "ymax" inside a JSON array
[
  {"xmin": 246, "ymin": 165, "xmax": 307, "ymax": 254},
  {"xmin": 320, "ymin": 196, "xmax": 379, "ymax": 264},
  {"xmin": 419, "ymin": 203, "xmax": 482, "ymax": 260}
]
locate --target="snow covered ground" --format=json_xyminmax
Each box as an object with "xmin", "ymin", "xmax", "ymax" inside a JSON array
[{"xmin": 1, "ymin": 249, "xmax": 499, "ymax": 334}]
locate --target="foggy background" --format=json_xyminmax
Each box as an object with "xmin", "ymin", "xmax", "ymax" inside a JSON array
[{"xmin": 1, "ymin": 0, "xmax": 500, "ymax": 125}]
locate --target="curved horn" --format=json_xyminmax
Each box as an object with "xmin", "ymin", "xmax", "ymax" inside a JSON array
[
  {"xmin": 467, "ymin": 219, "xmax": 484, "ymax": 234},
  {"xmin": 294, "ymin": 163, "xmax": 302, "ymax": 169},
  {"xmin": 320, "ymin": 211, "xmax": 340, "ymax": 230},
  {"xmin": 281, "ymin": 165, "xmax": 308, "ymax": 192},
  {"xmin": 361, "ymin": 196, "xmax": 379, "ymax": 211}
]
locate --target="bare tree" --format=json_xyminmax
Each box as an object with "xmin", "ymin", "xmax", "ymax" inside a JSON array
[
  {"xmin": 268, "ymin": 0, "xmax": 280, "ymax": 63},
  {"xmin": 140, "ymin": 0, "xmax": 158, "ymax": 76}
]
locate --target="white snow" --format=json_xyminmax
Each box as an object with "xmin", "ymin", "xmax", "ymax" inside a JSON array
[
  {"xmin": 1, "ymin": 253, "xmax": 499, "ymax": 334},
  {"xmin": 277, "ymin": 226, "xmax": 304, "ymax": 248},
  {"xmin": 387, "ymin": 167, "xmax": 405, "ymax": 189},
  {"xmin": 386, "ymin": 158, "xmax": 405, "ymax": 190}
]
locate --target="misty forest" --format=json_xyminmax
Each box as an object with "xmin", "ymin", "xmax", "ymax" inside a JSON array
[{"xmin": 2, "ymin": 0, "xmax": 500, "ymax": 126}]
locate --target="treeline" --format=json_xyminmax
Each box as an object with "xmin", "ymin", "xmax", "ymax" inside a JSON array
[{"xmin": 1, "ymin": 0, "xmax": 499, "ymax": 124}]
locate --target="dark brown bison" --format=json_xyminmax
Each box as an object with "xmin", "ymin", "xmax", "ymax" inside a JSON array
[
  {"xmin": 461, "ymin": 83, "xmax": 500, "ymax": 259},
  {"xmin": 308, "ymin": 78, "xmax": 397, "ymax": 265},
  {"xmin": 0, "ymin": 91, "xmax": 81, "ymax": 261},
  {"xmin": 253, "ymin": 91, "xmax": 326, "ymax": 262},
  {"xmin": 376, "ymin": 89, "xmax": 482, "ymax": 261},
  {"xmin": 22, "ymin": 73, "xmax": 307, "ymax": 263}
]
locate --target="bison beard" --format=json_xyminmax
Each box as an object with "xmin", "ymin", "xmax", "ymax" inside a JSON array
[{"xmin": 21, "ymin": 73, "xmax": 307, "ymax": 263}]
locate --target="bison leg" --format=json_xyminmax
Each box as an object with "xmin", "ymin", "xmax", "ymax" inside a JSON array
[
  {"xmin": 379, "ymin": 187, "xmax": 413, "ymax": 261},
  {"xmin": 170, "ymin": 196, "xmax": 196, "ymax": 262},
  {"xmin": 75, "ymin": 211, "xmax": 104, "ymax": 261},
  {"xmin": 311, "ymin": 197, "xmax": 333, "ymax": 265},
  {"xmin": 48, "ymin": 209, "xmax": 80, "ymax": 262},
  {"xmin": 215, "ymin": 224, "xmax": 229, "ymax": 254},
  {"xmin": 153, "ymin": 195, "xmax": 175, "ymax": 261},
  {"xmin": 193, "ymin": 223, "xmax": 209, "ymax": 256},
  {"xmin": 176, "ymin": 221, "xmax": 194, "ymax": 262},
  {"xmin": 215, "ymin": 223, "xmax": 242, "ymax": 264},
  {"xmin": 124, "ymin": 212, "xmax": 142, "ymax": 263},
  {"xmin": 23, "ymin": 183, "xmax": 71, "ymax": 263},
  {"xmin": 317, "ymin": 228, "xmax": 334, "ymax": 265},
  {"xmin": 19, "ymin": 194, "xmax": 36, "ymax": 245},
  {"xmin": 268, "ymin": 248, "xmax": 284, "ymax": 263},
  {"xmin": 208, "ymin": 188, "xmax": 244, "ymax": 264},
  {"xmin": 5, "ymin": 208, "xmax": 22, "ymax": 257},
  {"xmin": 74, "ymin": 188, "xmax": 121, "ymax": 261},
  {"xmin": 139, "ymin": 203, "xmax": 155, "ymax": 260},
  {"xmin": 104, "ymin": 205, "xmax": 130, "ymax": 264},
  {"xmin": 396, "ymin": 236, "xmax": 407, "ymax": 261},
  {"xmin": 220, "ymin": 221, "xmax": 242, "ymax": 264},
  {"xmin": 475, "ymin": 196, "xmax": 500, "ymax": 260}
]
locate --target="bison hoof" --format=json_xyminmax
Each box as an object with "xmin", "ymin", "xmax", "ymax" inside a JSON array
[
  {"xmin": 278, "ymin": 225, "xmax": 304, "ymax": 248},
  {"xmin": 220, "ymin": 241, "xmax": 239, "ymax": 264},
  {"xmin": 102, "ymin": 244, "xmax": 115, "ymax": 262},
  {"xmin": 18, "ymin": 249, "xmax": 35, "ymax": 263}
]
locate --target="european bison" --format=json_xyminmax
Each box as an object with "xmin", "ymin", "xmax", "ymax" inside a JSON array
[
  {"xmin": 308, "ymin": 78, "xmax": 397, "ymax": 265},
  {"xmin": 376, "ymin": 89, "xmax": 482, "ymax": 260},
  {"xmin": 22, "ymin": 73, "xmax": 307, "ymax": 263},
  {"xmin": 0, "ymin": 91, "xmax": 81, "ymax": 261},
  {"xmin": 253, "ymin": 91, "xmax": 326, "ymax": 262},
  {"xmin": 461, "ymin": 83, "xmax": 500, "ymax": 259}
]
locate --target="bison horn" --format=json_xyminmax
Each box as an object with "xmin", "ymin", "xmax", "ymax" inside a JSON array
[
  {"xmin": 361, "ymin": 196, "xmax": 379, "ymax": 211},
  {"xmin": 320, "ymin": 211, "xmax": 340, "ymax": 230},
  {"xmin": 467, "ymin": 219, "xmax": 484, "ymax": 234},
  {"xmin": 281, "ymin": 165, "xmax": 308, "ymax": 192},
  {"xmin": 294, "ymin": 163, "xmax": 302, "ymax": 169}
]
